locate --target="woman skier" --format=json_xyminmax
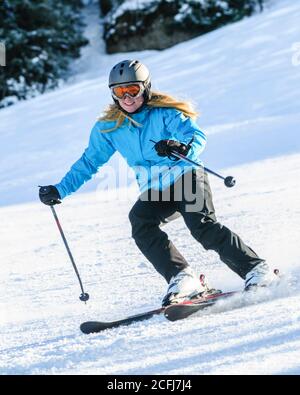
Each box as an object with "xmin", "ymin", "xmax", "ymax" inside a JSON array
[{"xmin": 39, "ymin": 60, "xmax": 277, "ymax": 306}]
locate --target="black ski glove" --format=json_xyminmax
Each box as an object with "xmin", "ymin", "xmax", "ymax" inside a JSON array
[
  {"xmin": 154, "ymin": 139, "xmax": 191, "ymax": 160},
  {"xmin": 39, "ymin": 185, "xmax": 61, "ymax": 206}
]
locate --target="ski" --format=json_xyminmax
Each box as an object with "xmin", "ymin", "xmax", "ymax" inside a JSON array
[
  {"xmin": 80, "ymin": 307, "xmax": 165, "ymax": 334},
  {"xmin": 80, "ymin": 291, "xmax": 239, "ymax": 334},
  {"xmin": 80, "ymin": 269, "xmax": 281, "ymax": 333},
  {"xmin": 164, "ymin": 269, "xmax": 281, "ymax": 321},
  {"xmin": 164, "ymin": 290, "xmax": 238, "ymax": 321}
]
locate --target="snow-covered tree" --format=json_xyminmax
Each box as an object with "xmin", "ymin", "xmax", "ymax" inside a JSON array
[
  {"xmin": 0, "ymin": 0, "xmax": 88, "ymax": 108},
  {"xmin": 103, "ymin": 0, "xmax": 266, "ymax": 53}
]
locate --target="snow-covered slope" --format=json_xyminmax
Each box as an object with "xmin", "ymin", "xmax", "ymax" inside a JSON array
[{"xmin": 0, "ymin": 0, "xmax": 300, "ymax": 374}]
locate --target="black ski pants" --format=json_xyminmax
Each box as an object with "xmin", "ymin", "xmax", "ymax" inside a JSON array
[{"xmin": 129, "ymin": 168, "xmax": 264, "ymax": 283}]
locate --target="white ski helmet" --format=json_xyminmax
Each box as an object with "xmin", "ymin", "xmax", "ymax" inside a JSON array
[{"xmin": 109, "ymin": 60, "xmax": 151, "ymax": 102}]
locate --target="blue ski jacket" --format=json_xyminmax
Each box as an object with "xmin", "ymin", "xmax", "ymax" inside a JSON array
[{"xmin": 55, "ymin": 106, "xmax": 206, "ymax": 199}]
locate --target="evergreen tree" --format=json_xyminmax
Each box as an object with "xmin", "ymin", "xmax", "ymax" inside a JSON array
[
  {"xmin": 0, "ymin": 0, "xmax": 88, "ymax": 107},
  {"xmin": 103, "ymin": 0, "xmax": 265, "ymax": 53}
]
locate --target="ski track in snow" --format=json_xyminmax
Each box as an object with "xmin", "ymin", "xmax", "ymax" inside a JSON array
[{"xmin": 1, "ymin": 0, "xmax": 300, "ymax": 375}]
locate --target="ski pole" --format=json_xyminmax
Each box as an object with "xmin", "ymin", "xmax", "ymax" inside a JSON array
[
  {"xmin": 169, "ymin": 150, "xmax": 236, "ymax": 188},
  {"xmin": 50, "ymin": 206, "xmax": 89, "ymax": 303},
  {"xmin": 150, "ymin": 140, "xmax": 236, "ymax": 188}
]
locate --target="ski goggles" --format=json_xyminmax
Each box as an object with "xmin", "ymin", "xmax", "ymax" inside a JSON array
[{"xmin": 110, "ymin": 82, "xmax": 145, "ymax": 100}]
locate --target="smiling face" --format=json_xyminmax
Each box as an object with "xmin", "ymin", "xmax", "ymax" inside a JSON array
[{"xmin": 117, "ymin": 94, "xmax": 145, "ymax": 113}]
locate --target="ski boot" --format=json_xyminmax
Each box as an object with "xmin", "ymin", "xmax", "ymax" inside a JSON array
[
  {"xmin": 162, "ymin": 267, "xmax": 220, "ymax": 307},
  {"xmin": 245, "ymin": 263, "xmax": 280, "ymax": 291}
]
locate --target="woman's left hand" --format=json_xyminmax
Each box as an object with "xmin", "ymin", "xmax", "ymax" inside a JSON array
[{"xmin": 154, "ymin": 139, "xmax": 190, "ymax": 159}]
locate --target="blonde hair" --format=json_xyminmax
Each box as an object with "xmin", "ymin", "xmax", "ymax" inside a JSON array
[{"xmin": 98, "ymin": 91, "xmax": 199, "ymax": 133}]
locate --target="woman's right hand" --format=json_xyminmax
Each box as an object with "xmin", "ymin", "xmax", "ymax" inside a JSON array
[{"xmin": 39, "ymin": 185, "xmax": 61, "ymax": 206}]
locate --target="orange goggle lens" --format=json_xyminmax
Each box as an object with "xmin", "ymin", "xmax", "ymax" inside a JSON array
[{"xmin": 112, "ymin": 84, "xmax": 141, "ymax": 99}]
